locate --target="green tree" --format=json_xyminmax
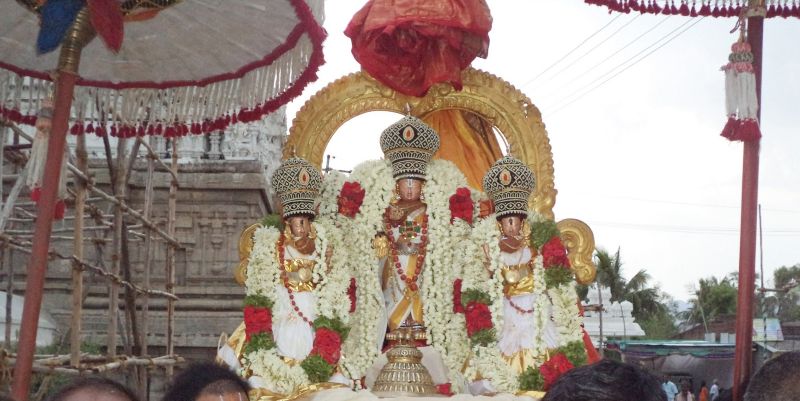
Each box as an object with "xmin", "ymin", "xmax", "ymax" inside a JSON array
[
  {"xmin": 593, "ymin": 248, "xmax": 676, "ymax": 338},
  {"xmin": 761, "ymin": 264, "xmax": 800, "ymax": 321},
  {"xmin": 683, "ymin": 274, "xmax": 738, "ymax": 327}
]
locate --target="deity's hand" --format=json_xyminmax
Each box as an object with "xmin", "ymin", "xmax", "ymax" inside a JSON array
[
  {"xmin": 372, "ymin": 234, "xmax": 389, "ymax": 259},
  {"xmin": 388, "ymin": 205, "xmax": 405, "ymax": 222}
]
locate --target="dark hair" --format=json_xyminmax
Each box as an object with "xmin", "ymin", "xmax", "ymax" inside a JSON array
[
  {"xmin": 542, "ymin": 359, "xmax": 667, "ymax": 401},
  {"xmin": 744, "ymin": 351, "xmax": 800, "ymax": 401},
  {"xmin": 700, "ymin": 380, "xmax": 706, "ymax": 387},
  {"xmin": 46, "ymin": 377, "xmax": 139, "ymax": 401},
  {"xmin": 162, "ymin": 362, "xmax": 249, "ymax": 401}
]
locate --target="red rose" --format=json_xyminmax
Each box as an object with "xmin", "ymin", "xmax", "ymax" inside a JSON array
[
  {"xmin": 436, "ymin": 383, "xmax": 453, "ymax": 396},
  {"xmin": 449, "ymin": 187, "xmax": 474, "ymax": 225},
  {"xmin": 338, "ymin": 181, "xmax": 366, "ymax": 218},
  {"xmin": 312, "ymin": 328, "xmax": 342, "ymax": 365},
  {"xmin": 243, "ymin": 306, "xmax": 272, "ymax": 340},
  {"xmin": 348, "ymin": 277, "xmax": 357, "ymax": 313},
  {"xmin": 539, "ymin": 353, "xmax": 574, "ymax": 390},
  {"xmin": 542, "ymin": 236, "xmax": 571, "ymax": 269},
  {"xmin": 464, "ymin": 301, "xmax": 493, "ymax": 337},
  {"xmin": 452, "ymin": 279, "xmax": 464, "ymax": 313}
]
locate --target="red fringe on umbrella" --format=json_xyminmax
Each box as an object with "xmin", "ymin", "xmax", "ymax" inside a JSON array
[{"xmin": 584, "ymin": 0, "xmax": 800, "ymax": 19}]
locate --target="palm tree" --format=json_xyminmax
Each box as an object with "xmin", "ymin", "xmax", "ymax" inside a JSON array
[
  {"xmin": 594, "ymin": 248, "xmax": 667, "ymax": 321},
  {"xmin": 683, "ymin": 275, "xmax": 738, "ymax": 326}
]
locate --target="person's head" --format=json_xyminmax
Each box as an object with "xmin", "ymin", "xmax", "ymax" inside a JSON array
[
  {"xmin": 713, "ymin": 379, "xmax": 719, "ymax": 386},
  {"xmin": 700, "ymin": 380, "xmax": 706, "ymax": 388},
  {"xmin": 542, "ymin": 359, "xmax": 667, "ymax": 401},
  {"xmin": 743, "ymin": 351, "xmax": 800, "ymax": 401},
  {"xmin": 163, "ymin": 362, "xmax": 250, "ymax": 401},
  {"xmin": 680, "ymin": 381, "xmax": 690, "ymax": 394},
  {"xmin": 498, "ymin": 214, "xmax": 526, "ymax": 238},
  {"xmin": 396, "ymin": 177, "xmax": 424, "ymax": 202},
  {"xmin": 47, "ymin": 377, "xmax": 139, "ymax": 401}
]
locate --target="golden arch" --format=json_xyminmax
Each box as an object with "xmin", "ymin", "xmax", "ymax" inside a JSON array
[{"xmin": 285, "ymin": 67, "xmax": 596, "ymax": 284}]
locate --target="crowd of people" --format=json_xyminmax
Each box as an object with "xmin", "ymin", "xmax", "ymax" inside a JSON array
[{"xmin": 3, "ymin": 351, "xmax": 793, "ymax": 401}]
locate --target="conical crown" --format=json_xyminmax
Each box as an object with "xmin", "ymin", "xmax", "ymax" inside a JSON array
[
  {"xmin": 380, "ymin": 115, "xmax": 440, "ymax": 180},
  {"xmin": 482, "ymin": 156, "xmax": 536, "ymax": 218},
  {"xmin": 271, "ymin": 157, "xmax": 322, "ymax": 218}
]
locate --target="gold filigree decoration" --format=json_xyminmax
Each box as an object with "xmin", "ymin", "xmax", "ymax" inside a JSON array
[
  {"xmin": 556, "ymin": 218, "xmax": 597, "ymax": 285},
  {"xmin": 235, "ymin": 223, "xmax": 260, "ymax": 286},
  {"xmin": 286, "ymin": 68, "xmax": 557, "ymax": 219}
]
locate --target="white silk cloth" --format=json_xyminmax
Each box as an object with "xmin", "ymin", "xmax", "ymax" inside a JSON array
[
  {"xmin": 273, "ymin": 245, "xmax": 318, "ymax": 361},
  {"xmin": 497, "ymin": 248, "xmax": 559, "ymax": 357}
]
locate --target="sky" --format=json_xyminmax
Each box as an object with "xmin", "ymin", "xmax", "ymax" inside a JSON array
[{"xmin": 286, "ymin": 0, "xmax": 800, "ymax": 302}]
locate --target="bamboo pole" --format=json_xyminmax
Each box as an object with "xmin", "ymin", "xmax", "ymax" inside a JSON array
[
  {"xmin": 70, "ymin": 133, "xmax": 88, "ymax": 366},
  {"xmin": 165, "ymin": 138, "xmax": 178, "ymax": 378},
  {"xmin": 67, "ymin": 166, "xmax": 182, "ymax": 248},
  {"xmin": 107, "ymin": 137, "xmax": 127, "ymax": 358},
  {"xmin": 140, "ymin": 137, "xmax": 156, "ymax": 358},
  {"xmin": 3, "ymin": 244, "xmax": 10, "ymax": 349}
]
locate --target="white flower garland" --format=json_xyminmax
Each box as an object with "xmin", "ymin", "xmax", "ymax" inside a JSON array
[{"xmin": 242, "ymin": 221, "xmax": 349, "ymax": 394}]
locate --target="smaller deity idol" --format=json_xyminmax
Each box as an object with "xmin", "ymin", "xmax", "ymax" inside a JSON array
[
  {"xmin": 218, "ymin": 157, "xmax": 350, "ymax": 396},
  {"xmin": 482, "ymin": 156, "xmax": 559, "ymax": 373}
]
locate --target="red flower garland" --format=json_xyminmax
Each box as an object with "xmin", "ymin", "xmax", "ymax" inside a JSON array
[
  {"xmin": 542, "ymin": 236, "xmax": 570, "ymax": 269},
  {"xmin": 539, "ymin": 352, "xmax": 574, "ymax": 390},
  {"xmin": 449, "ymin": 187, "xmax": 474, "ymax": 225},
  {"xmin": 452, "ymin": 279, "xmax": 464, "ymax": 313},
  {"xmin": 311, "ymin": 328, "xmax": 342, "ymax": 365},
  {"xmin": 243, "ymin": 306, "xmax": 273, "ymax": 341},
  {"xmin": 338, "ymin": 181, "xmax": 366, "ymax": 218},
  {"xmin": 347, "ymin": 277, "xmax": 357, "ymax": 313},
  {"xmin": 464, "ymin": 301, "xmax": 493, "ymax": 337}
]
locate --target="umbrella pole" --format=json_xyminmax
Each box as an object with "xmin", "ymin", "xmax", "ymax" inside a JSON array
[
  {"xmin": 11, "ymin": 10, "xmax": 94, "ymax": 401},
  {"xmin": 732, "ymin": 11, "xmax": 763, "ymax": 401}
]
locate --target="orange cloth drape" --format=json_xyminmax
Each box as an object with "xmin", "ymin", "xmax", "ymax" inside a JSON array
[{"xmin": 424, "ymin": 110, "xmax": 502, "ymax": 190}]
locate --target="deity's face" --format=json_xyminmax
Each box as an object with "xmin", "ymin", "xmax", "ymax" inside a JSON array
[
  {"xmin": 397, "ymin": 178, "xmax": 423, "ymax": 201},
  {"xmin": 499, "ymin": 215, "xmax": 523, "ymax": 238},
  {"xmin": 287, "ymin": 215, "xmax": 312, "ymax": 239}
]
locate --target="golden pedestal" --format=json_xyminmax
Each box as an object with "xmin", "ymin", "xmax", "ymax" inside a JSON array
[{"xmin": 372, "ymin": 328, "xmax": 439, "ymax": 397}]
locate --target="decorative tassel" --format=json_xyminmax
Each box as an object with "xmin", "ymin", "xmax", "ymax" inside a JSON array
[
  {"xmin": 37, "ymin": 0, "xmax": 84, "ymax": 54},
  {"xmin": 27, "ymin": 99, "xmax": 68, "ymax": 221},
  {"xmin": 87, "ymin": 0, "xmax": 124, "ymax": 52},
  {"xmin": 720, "ymin": 37, "xmax": 761, "ymax": 142}
]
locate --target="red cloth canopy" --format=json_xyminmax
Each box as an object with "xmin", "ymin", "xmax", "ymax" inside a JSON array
[{"xmin": 345, "ymin": 0, "xmax": 492, "ymax": 97}]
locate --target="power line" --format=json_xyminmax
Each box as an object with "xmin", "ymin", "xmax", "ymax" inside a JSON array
[
  {"xmin": 591, "ymin": 195, "xmax": 800, "ymax": 214},
  {"xmin": 591, "ymin": 221, "xmax": 800, "ymax": 236},
  {"xmin": 521, "ymin": 13, "xmax": 623, "ymax": 88},
  {"xmin": 536, "ymin": 13, "xmax": 643, "ymax": 93},
  {"xmin": 540, "ymin": 15, "xmax": 671, "ymax": 98},
  {"xmin": 548, "ymin": 17, "xmax": 704, "ymax": 115}
]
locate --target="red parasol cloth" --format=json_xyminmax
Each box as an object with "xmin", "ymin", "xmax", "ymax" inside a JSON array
[
  {"xmin": 345, "ymin": 0, "xmax": 492, "ymax": 97},
  {"xmin": 0, "ymin": 2, "xmax": 326, "ymax": 400}
]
